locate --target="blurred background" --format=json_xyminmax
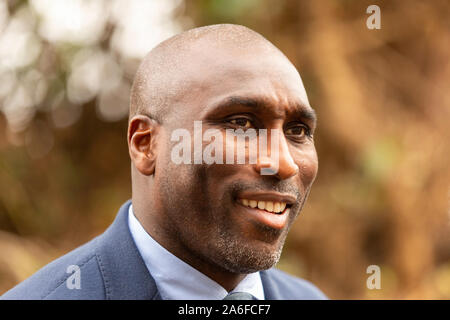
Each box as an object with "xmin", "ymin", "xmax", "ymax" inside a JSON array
[{"xmin": 0, "ymin": 0, "xmax": 449, "ymax": 299}]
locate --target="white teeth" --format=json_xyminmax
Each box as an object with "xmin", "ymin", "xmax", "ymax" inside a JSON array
[
  {"xmin": 274, "ymin": 202, "xmax": 281, "ymax": 212},
  {"xmin": 240, "ymin": 199, "xmax": 287, "ymax": 213},
  {"xmin": 257, "ymin": 201, "xmax": 265, "ymax": 210}
]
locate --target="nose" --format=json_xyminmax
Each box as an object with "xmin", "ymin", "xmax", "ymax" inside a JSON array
[
  {"xmin": 253, "ymin": 131, "xmax": 299, "ymax": 180},
  {"xmin": 276, "ymin": 136, "xmax": 299, "ymax": 180}
]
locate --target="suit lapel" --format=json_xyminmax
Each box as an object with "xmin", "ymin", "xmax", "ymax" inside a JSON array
[{"xmin": 95, "ymin": 200, "xmax": 161, "ymax": 300}]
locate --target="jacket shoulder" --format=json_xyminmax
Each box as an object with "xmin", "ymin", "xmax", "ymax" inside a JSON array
[
  {"xmin": 1, "ymin": 236, "xmax": 106, "ymax": 300},
  {"xmin": 264, "ymin": 268, "xmax": 327, "ymax": 300}
]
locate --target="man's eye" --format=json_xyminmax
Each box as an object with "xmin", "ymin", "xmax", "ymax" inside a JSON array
[
  {"xmin": 285, "ymin": 125, "xmax": 309, "ymax": 137},
  {"xmin": 229, "ymin": 118, "xmax": 252, "ymax": 129}
]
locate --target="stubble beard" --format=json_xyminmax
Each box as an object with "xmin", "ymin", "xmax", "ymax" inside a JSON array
[
  {"xmin": 205, "ymin": 191, "xmax": 309, "ymax": 274},
  {"xmin": 210, "ymin": 224, "xmax": 289, "ymax": 274}
]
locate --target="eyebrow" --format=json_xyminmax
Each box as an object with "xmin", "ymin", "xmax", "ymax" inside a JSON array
[{"xmin": 205, "ymin": 95, "xmax": 317, "ymax": 125}]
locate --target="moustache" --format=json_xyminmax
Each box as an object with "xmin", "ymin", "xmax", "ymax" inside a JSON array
[{"xmin": 228, "ymin": 179, "xmax": 301, "ymax": 204}]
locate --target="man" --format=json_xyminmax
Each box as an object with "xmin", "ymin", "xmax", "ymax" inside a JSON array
[{"xmin": 2, "ymin": 24, "xmax": 326, "ymax": 300}]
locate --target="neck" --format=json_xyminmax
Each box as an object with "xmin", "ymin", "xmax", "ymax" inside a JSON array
[
  {"xmin": 167, "ymin": 240, "xmax": 247, "ymax": 292},
  {"xmin": 132, "ymin": 198, "xmax": 246, "ymax": 292}
]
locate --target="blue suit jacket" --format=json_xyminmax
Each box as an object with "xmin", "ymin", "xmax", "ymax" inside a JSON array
[{"xmin": 2, "ymin": 201, "xmax": 327, "ymax": 300}]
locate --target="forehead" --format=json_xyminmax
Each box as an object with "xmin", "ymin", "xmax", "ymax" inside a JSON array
[{"xmin": 176, "ymin": 45, "xmax": 311, "ymax": 118}]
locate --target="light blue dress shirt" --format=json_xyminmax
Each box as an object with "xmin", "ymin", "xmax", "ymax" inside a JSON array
[{"xmin": 128, "ymin": 204, "xmax": 265, "ymax": 300}]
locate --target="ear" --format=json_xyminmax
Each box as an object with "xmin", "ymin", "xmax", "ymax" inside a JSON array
[{"xmin": 128, "ymin": 115, "xmax": 159, "ymax": 176}]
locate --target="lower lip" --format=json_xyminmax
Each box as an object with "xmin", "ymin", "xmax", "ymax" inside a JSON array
[{"xmin": 236, "ymin": 202, "xmax": 289, "ymax": 230}]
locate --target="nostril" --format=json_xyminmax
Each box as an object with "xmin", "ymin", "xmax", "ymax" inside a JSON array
[{"xmin": 275, "ymin": 163, "xmax": 299, "ymax": 180}]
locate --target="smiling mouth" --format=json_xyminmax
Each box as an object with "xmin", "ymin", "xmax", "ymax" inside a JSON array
[
  {"xmin": 234, "ymin": 191, "xmax": 296, "ymax": 229},
  {"xmin": 237, "ymin": 198, "xmax": 291, "ymax": 214}
]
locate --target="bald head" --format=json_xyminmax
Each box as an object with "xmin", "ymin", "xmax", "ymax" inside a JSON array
[{"xmin": 129, "ymin": 24, "xmax": 294, "ymax": 124}]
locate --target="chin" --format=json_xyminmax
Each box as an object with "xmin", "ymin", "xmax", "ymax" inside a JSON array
[
  {"xmin": 211, "ymin": 231, "xmax": 286, "ymax": 274},
  {"xmin": 221, "ymin": 247, "xmax": 282, "ymax": 274}
]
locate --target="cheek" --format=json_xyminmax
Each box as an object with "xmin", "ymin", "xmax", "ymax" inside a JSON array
[{"xmin": 294, "ymin": 146, "xmax": 318, "ymax": 187}]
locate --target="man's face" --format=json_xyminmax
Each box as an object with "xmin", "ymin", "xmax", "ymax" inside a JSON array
[{"xmin": 153, "ymin": 44, "xmax": 318, "ymax": 274}]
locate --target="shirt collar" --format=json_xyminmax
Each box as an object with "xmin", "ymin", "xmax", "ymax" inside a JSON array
[{"xmin": 128, "ymin": 204, "xmax": 265, "ymax": 300}]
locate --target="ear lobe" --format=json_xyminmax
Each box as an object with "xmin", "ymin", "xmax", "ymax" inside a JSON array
[{"xmin": 128, "ymin": 115, "xmax": 158, "ymax": 176}]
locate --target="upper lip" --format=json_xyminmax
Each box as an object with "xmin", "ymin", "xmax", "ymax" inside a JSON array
[{"xmin": 237, "ymin": 191, "xmax": 297, "ymax": 205}]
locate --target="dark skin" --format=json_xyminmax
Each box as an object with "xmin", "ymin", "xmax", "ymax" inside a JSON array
[{"xmin": 128, "ymin": 34, "xmax": 318, "ymax": 292}]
